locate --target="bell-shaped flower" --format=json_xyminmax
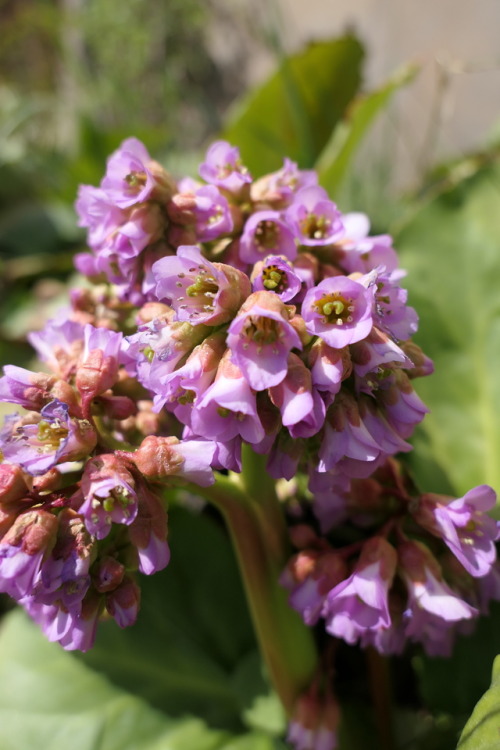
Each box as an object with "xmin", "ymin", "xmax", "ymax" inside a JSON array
[
  {"xmin": 198, "ymin": 140, "xmax": 252, "ymax": 193},
  {"xmin": 191, "ymin": 354, "xmax": 265, "ymax": 445},
  {"xmin": 105, "ymin": 575, "xmax": 141, "ymax": 629},
  {"xmin": 153, "ymin": 332, "xmax": 226, "ymax": 418},
  {"xmin": 226, "ymin": 291, "xmax": 302, "ymax": 390},
  {"xmin": 324, "ymin": 537, "xmax": 397, "ymax": 644},
  {"xmin": 414, "ymin": 485, "xmax": 498, "ymax": 578},
  {"xmin": 0, "ymin": 508, "xmax": 58, "ymax": 599},
  {"xmin": 318, "ymin": 392, "xmax": 382, "ymax": 474},
  {"xmin": 239, "ymin": 210, "xmax": 297, "ymax": 264},
  {"xmin": 281, "ymin": 548, "xmax": 347, "ymax": 627},
  {"xmin": 350, "ymin": 327, "xmax": 413, "ymax": 379},
  {"xmin": 167, "ymin": 184, "xmax": 233, "ymax": 242},
  {"xmin": 308, "ymin": 339, "xmax": 349, "ymax": 395},
  {"xmin": 28, "ymin": 318, "xmax": 85, "ymax": 378},
  {"xmin": 76, "ymin": 455, "xmax": 139, "ymax": 540},
  {"xmin": 130, "ymin": 435, "xmax": 216, "ymax": 487},
  {"xmin": 1, "ymin": 400, "xmax": 97, "ymax": 476},
  {"xmin": 101, "ymin": 137, "xmax": 156, "ymax": 208},
  {"xmin": 399, "ymin": 540, "xmax": 478, "ymax": 653},
  {"xmin": 336, "ymin": 212, "xmax": 399, "ymax": 275},
  {"xmin": 287, "ymin": 689, "xmax": 340, "ymax": 750},
  {"xmin": 21, "ymin": 591, "xmax": 101, "ymax": 652},
  {"xmin": 377, "ymin": 370, "xmax": 429, "ymax": 439},
  {"xmin": 127, "ymin": 486, "xmax": 170, "ymax": 575},
  {"xmin": 153, "ymin": 245, "xmax": 251, "ymax": 326},
  {"xmin": 251, "ymin": 157, "xmax": 318, "ymax": 208},
  {"xmin": 251, "ymin": 255, "xmax": 302, "ymax": 302},
  {"xmin": 286, "ymin": 186, "xmax": 344, "ymax": 247},
  {"xmin": 302, "ymin": 275, "xmax": 374, "ymax": 348}
]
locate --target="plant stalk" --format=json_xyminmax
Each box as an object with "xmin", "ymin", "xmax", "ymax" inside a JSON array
[{"xmin": 185, "ymin": 470, "xmax": 318, "ymax": 716}]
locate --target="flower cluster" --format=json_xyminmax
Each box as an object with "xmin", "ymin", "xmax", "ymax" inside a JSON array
[
  {"xmin": 0, "ymin": 318, "xmax": 215, "ymax": 649},
  {"xmin": 282, "ymin": 466, "xmax": 499, "ymax": 658},
  {"xmin": 0, "ymin": 137, "xmax": 497, "ymax": 749}
]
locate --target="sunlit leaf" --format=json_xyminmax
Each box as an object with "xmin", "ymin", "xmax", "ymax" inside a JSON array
[
  {"xmin": 395, "ymin": 163, "xmax": 500, "ymax": 497},
  {"xmin": 457, "ymin": 654, "xmax": 500, "ymax": 749},
  {"xmin": 222, "ymin": 36, "xmax": 364, "ymax": 175},
  {"xmin": 0, "ymin": 609, "xmax": 230, "ymax": 750},
  {"xmin": 316, "ymin": 64, "xmax": 418, "ymax": 195}
]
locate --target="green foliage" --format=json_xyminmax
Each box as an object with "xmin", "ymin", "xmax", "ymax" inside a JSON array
[
  {"xmin": 316, "ymin": 63, "xmax": 418, "ymax": 195},
  {"xmin": 222, "ymin": 36, "xmax": 364, "ymax": 174},
  {"xmin": 395, "ymin": 160, "xmax": 500, "ymax": 497},
  {"xmin": 415, "ymin": 603, "xmax": 500, "ymax": 717},
  {"xmin": 456, "ymin": 655, "xmax": 500, "ymax": 749}
]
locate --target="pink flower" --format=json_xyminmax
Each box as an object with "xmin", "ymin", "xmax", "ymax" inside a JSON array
[
  {"xmin": 336, "ymin": 212, "xmax": 399, "ymax": 275},
  {"xmin": 324, "ymin": 537, "xmax": 397, "ymax": 644},
  {"xmin": 252, "ymin": 157, "xmax": 318, "ymax": 207},
  {"xmin": 199, "ymin": 140, "xmax": 252, "ymax": 193},
  {"xmin": 101, "ymin": 137, "xmax": 156, "ymax": 208},
  {"xmin": 0, "ymin": 509, "xmax": 58, "ymax": 599},
  {"xmin": 153, "ymin": 245, "xmax": 251, "ymax": 326},
  {"xmin": 399, "ymin": 540, "xmax": 478, "ymax": 654},
  {"xmin": 191, "ymin": 354, "xmax": 265, "ymax": 444},
  {"xmin": 167, "ymin": 184, "xmax": 233, "ymax": 242},
  {"xmin": 251, "ymin": 255, "xmax": 302, "ymax": 302},
  {"xmin": 1, "ymin": 400, "xmax": 96, "ymax": 476},
  {"xmin": 285, "ymin": 186, "xmax": 344, "ymax": 246},
  {"xmin": 226, "ymin": 291, "xmax": 302, "ymax": 390},
  {"xmin": 127, "ymin": 487, "xmax": 170, "ymax": 575},
  {"xmin": 302, "ymin": 275, "xmax": 374, "ymax": 348},
  {"xmin": 318, "ymin": 392, "xmax": 381, "ymax": 474},
  {"xmin": 415, "ymin": 485, "xmax": 498, "ymax": 578},
  {"xmin": 76, "ymin": 455, "xmax": 139, "ymax": 540},
  {"xmin": 239, "ymin": 211, "xmax": 297, "ymax": 264}
]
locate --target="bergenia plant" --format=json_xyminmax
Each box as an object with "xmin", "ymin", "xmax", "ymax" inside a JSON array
[{"xmin": 0, "ymin": 138, "xmax": 498, "ymax": 750}]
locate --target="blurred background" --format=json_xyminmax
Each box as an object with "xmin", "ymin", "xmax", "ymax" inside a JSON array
[{"xmin": 1, "ymin": 0, "xmax": 500, "ymax": 363}]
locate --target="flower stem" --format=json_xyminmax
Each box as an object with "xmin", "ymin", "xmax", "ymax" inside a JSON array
[{"xmin": 186, "ymin": 470, "xmax": 318, "ymax": 715}]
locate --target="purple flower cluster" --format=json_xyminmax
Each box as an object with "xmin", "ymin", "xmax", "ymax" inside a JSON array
[
  {"xmin": 0, "ymin": 135, "xmax": 498, "ymax": 699},
  {"xmin": 0, "ymin": 316, "xmax": 215, "ymax": 649},
  {"xmin": 282, "ymin": 466, "xmax": 499, "ymax": 657},
  {"xmin": 77, "ymin": 138, "xmax": 427, "ymax": 487}
]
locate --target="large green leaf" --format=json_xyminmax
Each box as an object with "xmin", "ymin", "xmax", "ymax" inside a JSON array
[
  {"xmin": 316, "ymin": 64, "xmax": 418, "ymax": 195},
  {"xmin": 0, "ymin": 609, "xmax": 230, "ymax": 750},
  {"xmin": 395, "ymin": 163, "xmax": 500, "ymax": 497},
  {"xmin": 457, "ymin": 655, "xmax": 500, "ymax": 749},
  {"xmin": 222, "ymin": 36, "xmax": 364, "ymax": 175}
]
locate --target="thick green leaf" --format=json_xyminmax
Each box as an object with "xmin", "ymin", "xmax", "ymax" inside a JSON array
[
  {"xmin": 316, "ymin": 64, "xmax": 418, "ymax": 195},
  {"xmin": 457, "ymin": 655, "xmax": 500, "ymax": 749},
  {"xmin": 222, "ymin": 36, "xmax": 364, "ymax": 174},
  {"xmin": 81, "ymin": 506, "xmax": 257, "ymax": 728},
  {"xmin": 395, "ymin": 163, "xmax": 500, "ymax": 497},
  {"xmin": 0, "ymin": 609, "xmax": 230, "ymax": 750}
]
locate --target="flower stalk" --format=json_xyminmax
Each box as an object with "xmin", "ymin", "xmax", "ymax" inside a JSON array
[{"xmin": 186, "ymin": 466, "xmax": 318, "ymax": 716}]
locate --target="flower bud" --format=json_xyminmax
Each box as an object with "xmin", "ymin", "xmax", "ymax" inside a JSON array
[
  {"xmin": 93, "ymin": 556, "xmax": 125, "ymax": 593},
  {"xmin": 2, "ymin": 508, "xmax": 58, "ymax": 555},
  {"xmin": 32, "ymin": 468, "xmax": 62, "ymax": 494},
  {"xmin": 106, "ymin": 574, "xmax": 141, "ymax": 628},
  {"xmin": 0, "ymin": 464, "xmax": 30, "ymax": 505},
  {"xmin": 76, "ymin": 325, "xmax": 123, "ymax": 403}
]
